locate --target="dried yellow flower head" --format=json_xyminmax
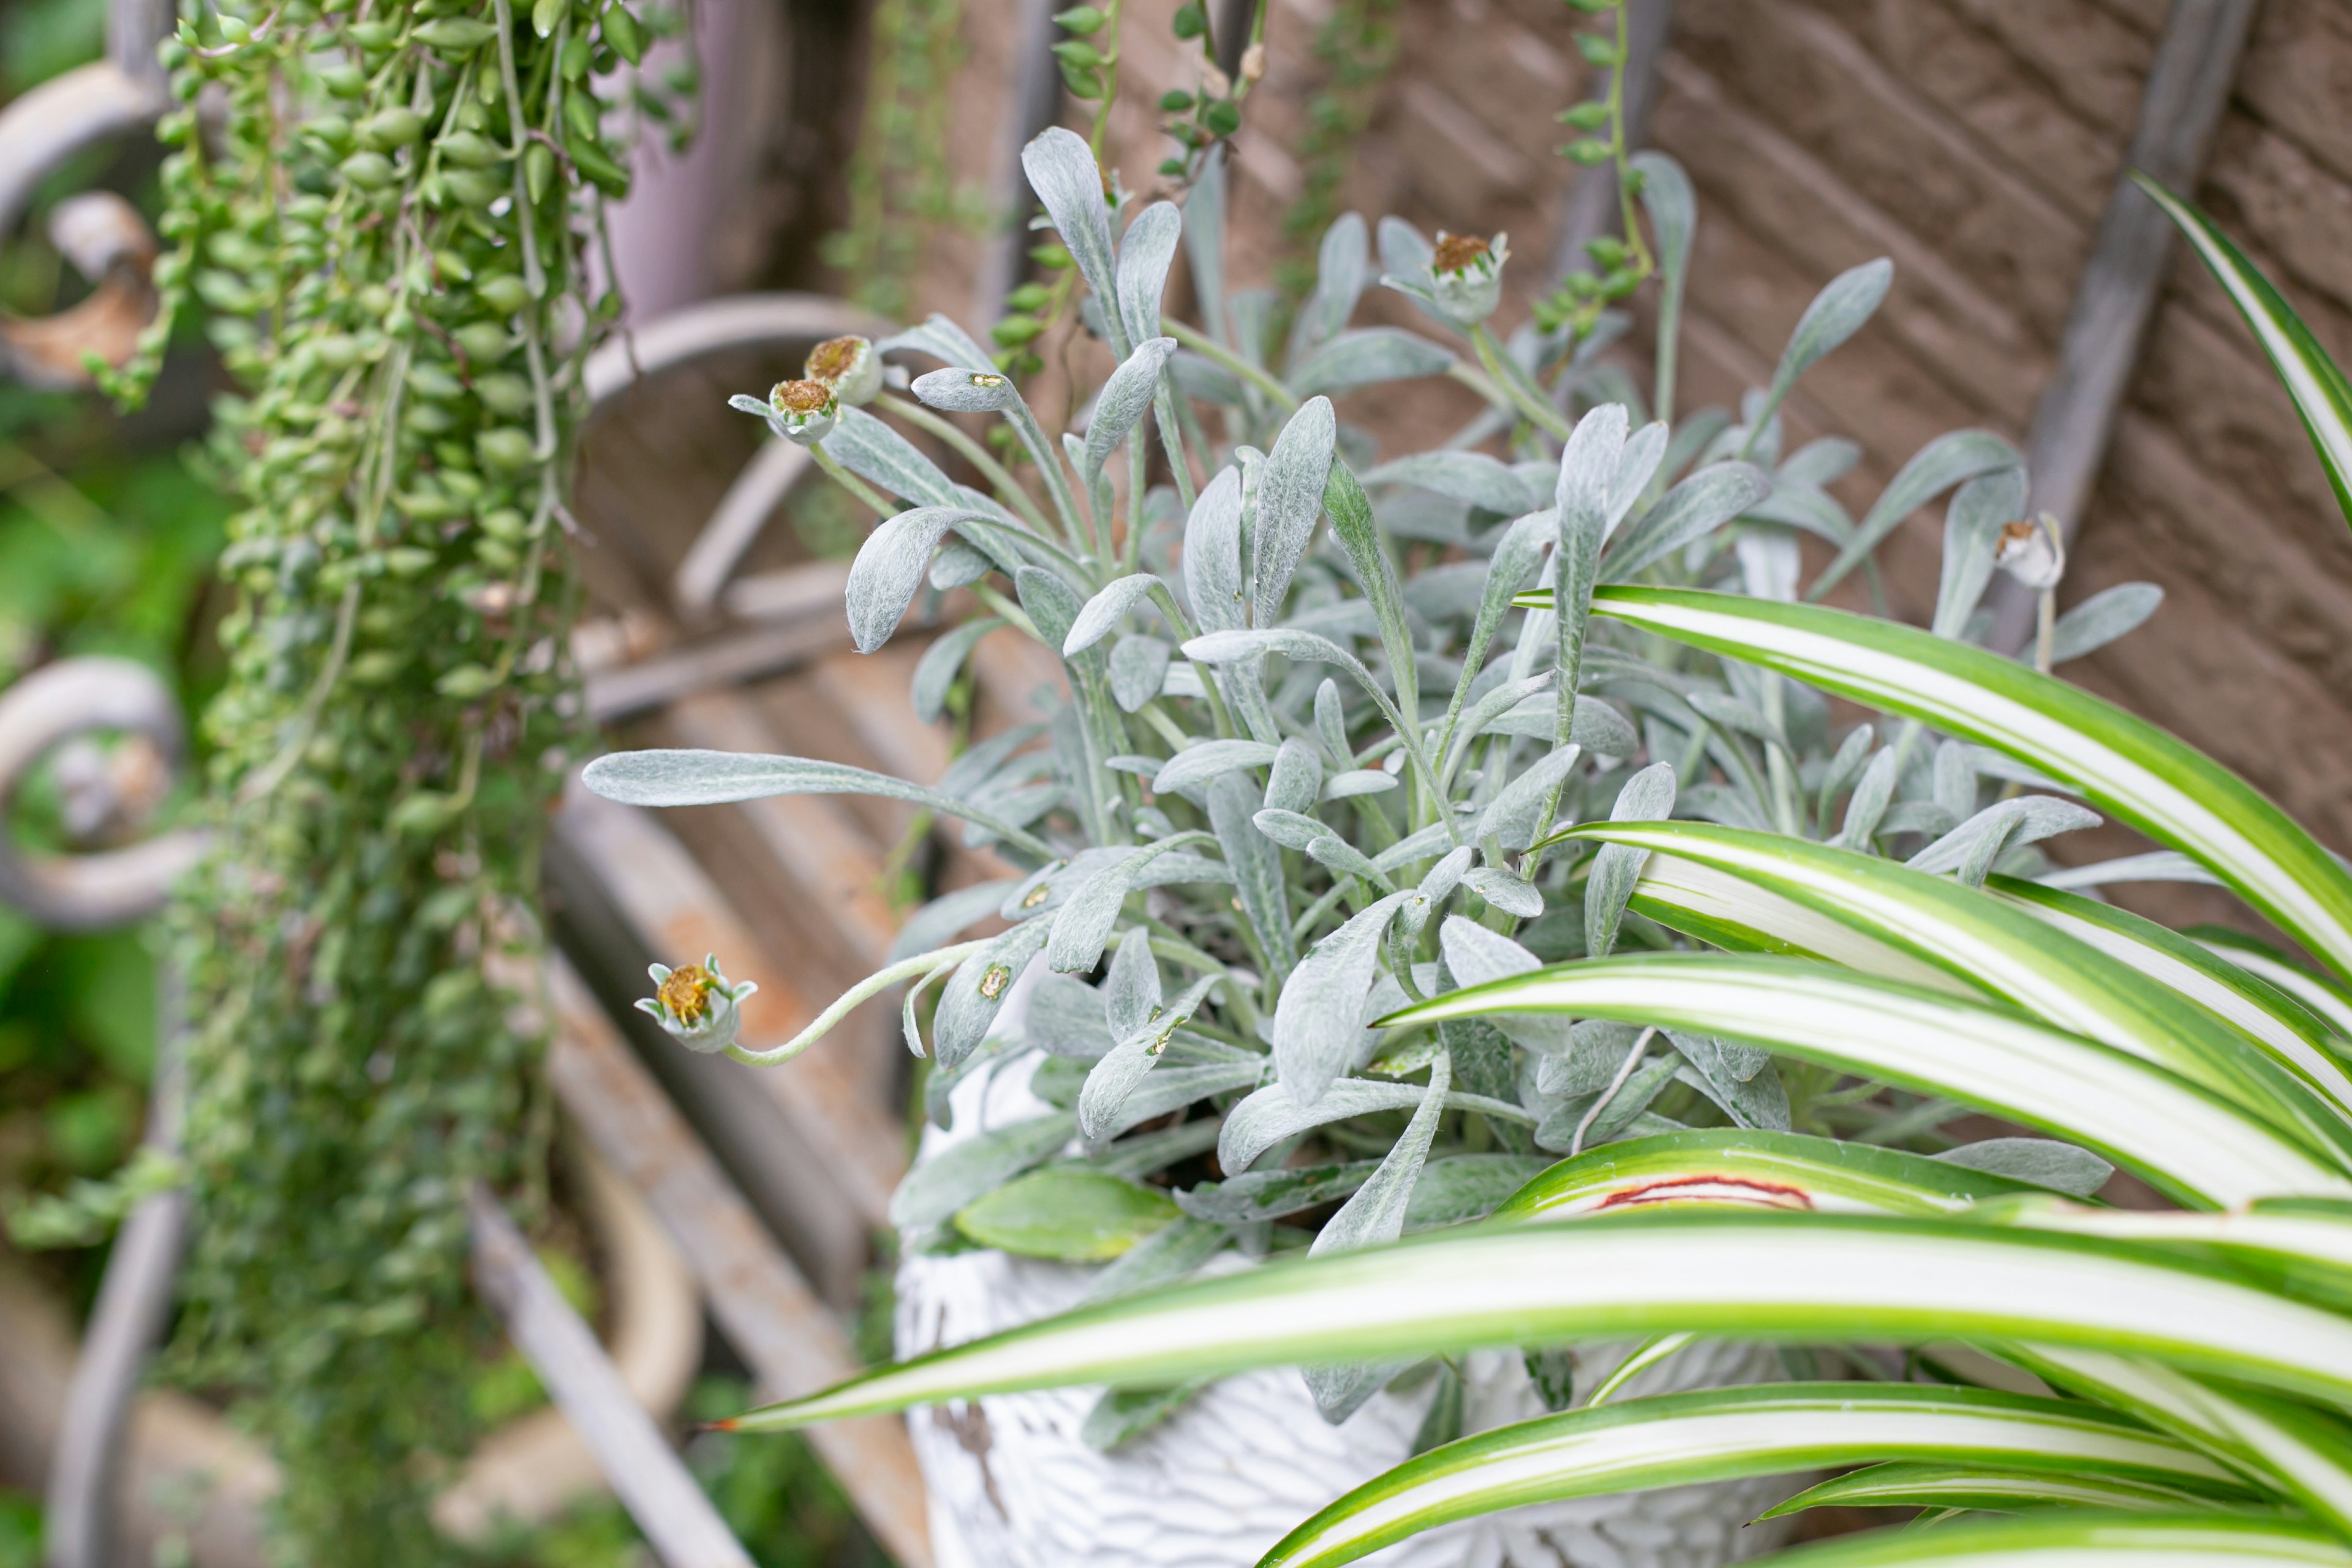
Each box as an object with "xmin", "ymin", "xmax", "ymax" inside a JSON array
[
  {"xmin": 1433, "ymin": 232, "xmax": 1492, "ymax": 274},
  {"xmin": 804, "ymin": 335, "xmax": 880, "ymax": 405},
  {"xmin": 772, "ymin": 378, "xmax": 835, "ymax": 416},
  {"xmin": 658, "ymin": 962, "xmax": 714, "ymax": 1024}
]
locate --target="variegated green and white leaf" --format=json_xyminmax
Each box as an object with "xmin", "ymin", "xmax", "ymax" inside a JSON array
[
  {"xmin": 1561, "ymin": 820, "xmax": 2352, "ymax": 1167},
  {"xmin": 1562, "ymin": 586, "xmax": 2352, "ymax": 984},
  {"xmin": 2140, "ymin": 174, "xmax": 2352, "ymax": 534},
  {"xmin": 723, "ymin": 1210, "xmax": 2352, "ymax": 1431},
  {"xmin": 1989, "ymin": 876, "xmax": 2352, "ymax": 1120},
  {"xmin": 1741, "ymin": 1513, "xmax": 2352, "ymax": 1567},
  {"xmin": 1257, "ymin": 1382, "xmax": 2244, "ymax": 1568},
  {"xmin": 1386, "ymin": 951, "xmax": 2351, "ymax": 1207},
  {"xmin": 1760, "ymin": 1463, "xmax": 2261, "ymax": 1521},
  {"xmin": 1490, "ymin": 1128, "xmax": 2041, "ymax": 1223}
]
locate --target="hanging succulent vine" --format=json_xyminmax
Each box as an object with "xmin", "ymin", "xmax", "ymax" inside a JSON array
[
  {"xmin": 1276, "ymin": 0, "xmax": 1396, "ymax": 304},
  {"xmin": 820, "ymin": 0, "xmax": 972, "ymax": 322},
  {"xmin": 105, "ymin": 0, "xmax": 648, "ymax": 1555}
]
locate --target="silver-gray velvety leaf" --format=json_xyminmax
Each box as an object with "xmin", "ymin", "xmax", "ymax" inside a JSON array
[
  {"xmin": 1153, "ymin": 739, "xmax": 1280, "ymax": 796},
  {"xmin": 1176, "ymin": 1163, "xmax": 1376, "ymax": 1224},
  {"xmin": 1780, "ymin": 437, "xmax": 1861, "ymax": 490},
  {"xmin": 1093, "ymin": 1059, "xmax": 1265, "ymax": 1144},
  {"xmin": 1115, "ymin": 200, "xmax": 1183, "ymax": 352},
  {"xmin": 1557, "ymin": 402, "xmax": 1630, "ymax": 538},
  {"xmin": 1766, "ymin": 257, "xmax": 1891, "ymax": 412},
  {"xmin": 1415, "ymin": 846, "xmax": 1477, "ymax": 911},
  {"xmin": 1264, "ymin": 737, "xmax": 1324, "ymax": 815},
  {"xmin": 1287, "ymin": 211, "xmax": 1368, "ymax": 364},
  {"xmin": 1288, "ymin": 328, "xmax": 1455, "ymax": 398},
  {"xmin": 1314, "ymin": 677, "xmax": 1351, "ymax": 766},
  {"xmin": 1815, "ymin": 429, "xmax": 2021, "ymax": 596},
  {"xmin": 1077, "ymin": 973, "xmax": 1218, "ymax": 1139},
  {"xmin": 1670, "ymin": 1035, "xmax": 1790, "ymax": 1131},
  {"xmin": 1403, "ymin": 1153, "xmax": 1548, "ymax": 1232},
  {"xmin": 1483, "ymin": 693, "xmax": 1639, "ymax": 757},
  {"xmin": 2049, "ymin": 582, "xmax": 2163, "ymax": 664},
  {"xmin": 1934, "ymin": 737, "xmax": 1978, "ymax": 826},
  {"xmin": 1250, "ymin": 397, "xmax": 1338, "ymax": 626},
  {"xmin": 1605, "ymin": 461, "xmax": 1773, "ymax": 582},
  {"xmin": 1935, "ymin": 1137, "xmax": 2113, "ymax": 1198},
  {"xmin": 1461, "ymin": 867, "xmax": 1542, "ymax": 918},
  {"xmin": 1817, "ymin": 723, "xmax": 1875, "ymax": 823},
  {"xmin": 1251, "ymin": 806, "xmax": 1331, "ymax": 854},
  {"xmin": 1436, "ymin": 915, "xmax": 1539, "ymax": 987},
  {"xmin": 581, "ymin": 748, "xmax": 1055, "ymax": 859},
  {"xmin": 1208, "ymin": 770, "xmax": 1295, "ymax": 976},
  {"xmin": 1103, "ymin": 926, "xmax": 1161, "ymax": 1038},
  {"xmin": 1907, "ymin": 796, "xmax": 2101, "ymax": 877},
  {"xmin": 847, "ymin": 507, "xmax": 987, "ymax": 653},
  {"xmin": 887, "ymin": 1110, "xmax": 1074, "ymax": 1229},
  {"xmin": 1183, "ymin": 466, "xmax": 1246, "ymax": 633},
  {"xmin": 1605, "ymin": 421, "xmax": 1670, "ymax": 537},
  {"xmin": 1274, "ymin": 889, "xmax": 1415, "ymax": 1106},
  {"xmin": 1364, "ymin": 451, "xmax": 1539, "ymax": 516},
  {"xmin": 1587, "ymin": 761, "xmax": 1677, "ymax": 960},
  {"xmin": 1325, "ymin": 1060, "xmax": 1455, "ymax": 1254},
  {"xmin": 1083, "ymin": 337, "xmax": 1178, "ymax": 481},
  {"xmin": 821, "ymin": 405, "xmax": 960, "ymax": 507},
  {"xmin": 1108, "ymin": 635, "xmax": 1171, "ymax": 712},
  {"xmin": 1475, "ymin": 742, "xmax": 1582, "ymax": 852},
  {"xmin": 929, "ymin": 540, "xmax": 992, "ymax": 591},
  {"xmin": 1022, "ymin": 127, "xmax": 1126, "ymax": 353},
  {"xmin": 1933, "ymin": 467, "xmax": 2029, "ymax": 638},
  {"xmin": 1184, "ymin": 146, "xmax": 1227, "ymax": 347},
  {"xmin": 1028, "ymin": 972, "xmax": 1112, "ymax": 1058},
  {"xmin": 1376, "ymin": 214, "xmax": 1432, "ymax": 278},
  {"xmin": 932, "ymin": 921, "xmax": 1050, "ymax": 1069},
  {"xmin": 1322, "ymin": 770, "xmax": 1398, "ymax": 801},
  {"xmin": 911, "ymin": 365, "xmax": 1019, "ymax": 413},
  {"xmin": 1837, "ymin": 747, "xmax": 1898, "ymax": 848},
  {"xmin": 1048, "ymin": 834, "xmax": 1217, "ymax": 973},
  {"xmin": 877, "ymin": 314, "xmax": 997, "ymax": 373},
  {"xmin": 1066, "ymin": 573, "xmax": 1167, "ymax": 656},
  {"xmin": 1306, "ymin": 834, "xmax": 1389, "ymax": 888}
]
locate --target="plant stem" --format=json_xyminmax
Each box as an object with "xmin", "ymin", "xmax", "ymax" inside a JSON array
[
  {"xmin": 812, "ymin": 443, "xmax": 898, "ymax": 516},
  {"xmin": 1161, "ymin": 315, "xmax": 1300, "ymax": 412},
  {"xmin": 876, "ymin": 393, "xmax": 1054, "ymax": 535},
  {"xmin": 727, "ymin": 941, "xmax": 990, "ymax": 1066},
  {"xmin": 1469, "ymin": 323, "xmax": 1574, "ymax": 442}
]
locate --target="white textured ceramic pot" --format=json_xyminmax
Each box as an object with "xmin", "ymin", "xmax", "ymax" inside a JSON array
[{"xmin": 897, "ymin": 1049, "xmax": 1797, "ymax": 1568}]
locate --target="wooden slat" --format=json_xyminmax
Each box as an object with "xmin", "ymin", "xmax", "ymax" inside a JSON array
[
  {"xmin": 553, "ymin": 782, "xmax": 905, "ymax": 1235},
  {"xmin": 1985, "ymin": 0, "xmax": 2261, "ymax": 652},
  {"xmin": 469, "ymin": 1184, "xmax": 756, "ymax": 1568},
  {"xmin": 548, "ymin": 959, "xmax": 933, "ymax": 1568}
]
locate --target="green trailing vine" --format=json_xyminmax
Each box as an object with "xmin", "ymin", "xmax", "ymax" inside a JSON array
[
  {"xmin": 1276, "ymin": 0, "xmax": 1396, "ymax": 304},
  {"xmin": 105, "ymin": 0, "xmax": 653, "ymax": 1556},
  {"xmin": 1532, "ymin": 0, "xmax": 1656, "ymax": 341},
  {"xmin": 821, "ymin": 0, "xmax": 975, "ymax": 322}
]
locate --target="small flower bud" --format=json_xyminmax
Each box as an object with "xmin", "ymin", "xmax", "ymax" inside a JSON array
[
  {"xmin": 1199, "ymin": 60, "xmax": 1232, "ymax": 100},
  {"xmin": 636, "ymin": 955, "xmax": 760, "ymax": 1054},
  {"xmin": 804, "ymin": 335, "xmax": 881, "ymax": 406},
  {"xmin": 1240, "ymin": 43, "xmax": 1265, "ymax": 82},
  {"xmin": 1994, "ymin": 514, "xmax": 2065, "ymax": 590},
  {"xmin": 763, "ymin": 377, "xmax": 839, "ymax": 444},
  {"xmin": 1430, "ymin": 231, "xmax": 1509, "ymax": 326}
]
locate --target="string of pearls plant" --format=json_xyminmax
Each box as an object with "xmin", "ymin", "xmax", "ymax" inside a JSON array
[{"xmin": 106, "ymin": 0, "xmax": 649, "ymax": 1555}]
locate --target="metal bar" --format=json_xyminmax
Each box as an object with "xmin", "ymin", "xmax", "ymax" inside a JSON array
[
  {"xmin": 469, "ymin": 1183, "xmax": 757, "ymax": 1568},
  {"xmin": 671, "ymin": 439, "xmax": 814, "ymax": 620},
  {"xmin": 1985, "ymin": 0, "xmax": 2260, "ymax": 652},
  {"xmin": 1547, "ymin": 0, "xmax": 1678, "ymax": 285},
  {"xmin": 547, "ymin": 959, "xmax": 935, "ymax": 1568},
  {"xmin": 42, "ymin": 978, "xmax": 186, "ymax": 1568}
]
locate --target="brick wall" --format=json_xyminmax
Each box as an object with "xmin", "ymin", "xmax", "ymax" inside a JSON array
[{"xmin": 883, "ymin": 0, "xmax": 2352, "ymax": 900}]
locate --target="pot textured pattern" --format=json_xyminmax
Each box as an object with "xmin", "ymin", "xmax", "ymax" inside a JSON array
[{"xmin": 897, "ymin": 1056, "xmax": 1797, "ymax": 1568}]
